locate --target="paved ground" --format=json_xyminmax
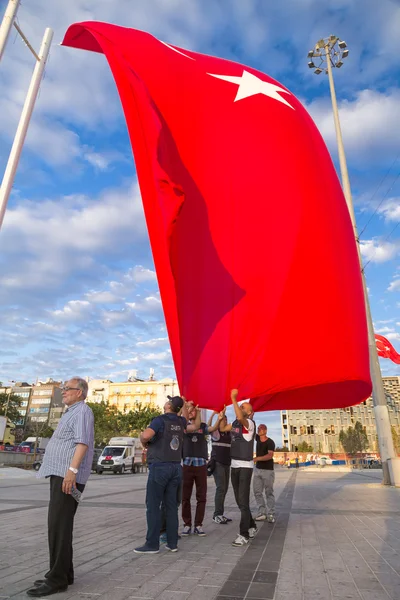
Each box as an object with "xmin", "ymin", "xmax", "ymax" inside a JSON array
[{"xmin": 0, "ymin": 467, "xmax": 400, "ymax": 600}]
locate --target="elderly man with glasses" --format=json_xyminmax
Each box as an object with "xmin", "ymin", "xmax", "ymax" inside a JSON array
[{"xmin": 27, "ymin": 378, "xmax": 94, "ymax": 598}]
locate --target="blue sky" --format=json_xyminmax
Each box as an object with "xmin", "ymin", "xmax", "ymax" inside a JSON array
[{"xmin": 0, "ymin": 0, "xmax": 399, "ymax": 444}]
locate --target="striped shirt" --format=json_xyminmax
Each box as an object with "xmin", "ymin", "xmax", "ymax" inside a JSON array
[{"xmin": 37, "ymin": 401, "xmax": 94, "ymax": 485}]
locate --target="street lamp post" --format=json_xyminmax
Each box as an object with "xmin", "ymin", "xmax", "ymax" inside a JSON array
[{"xmin": 307, "ymin": 36, "xmax": 400, "ymax": 486}]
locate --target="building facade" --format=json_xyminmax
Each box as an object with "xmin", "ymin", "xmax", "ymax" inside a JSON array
[
  {"xmin": 107, "ymin": 377, "xmax": 179, "ymax": 412},
  {"xmin": 0, "ymin": 382, "xmax": 33, "ymax": 442},
  {"xmin": 281, "ymin": 376, "xmax": 400, "ymax": 453},
  {"xmin": 87, "ymin": 379, "xmax": 112, "ymax": 404},
  {"xmin": 25, "ymin": 381, "xmax": 63, "ymax": 433}
]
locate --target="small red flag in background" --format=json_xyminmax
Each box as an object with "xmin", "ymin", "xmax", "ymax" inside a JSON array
[
  {"xmin": 375, "ymin": 334, "xmax": 400, "ymax": 365},
  {"xmin": 62, "ymin": 22, "xmax": 372, "ymax": 411}
]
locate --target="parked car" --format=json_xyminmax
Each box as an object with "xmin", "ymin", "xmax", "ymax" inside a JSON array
[
  {"xmin": 96, "ymin": 437, "xmax": 138, "ymax": 474},
  {"xmin": 92, "ymin": 448, "xmax": 103, "ymax": 472}
]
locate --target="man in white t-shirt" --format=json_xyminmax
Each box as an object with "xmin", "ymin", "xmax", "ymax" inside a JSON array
[{"xmin": 219, "ymin": 390, "xmax": 257, "ymax": 546}]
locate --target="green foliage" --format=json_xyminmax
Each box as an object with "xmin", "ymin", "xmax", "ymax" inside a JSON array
[
  {"xmin": 297, "ymin": 441, "xmax": 314, "ymax": 452},
  {"xmin": 24, "ymin": 422, "xmax": 54, "ymax": 439},
  {"xmin": 392, "ymin": 427, "xmax": 400, "ymax": 455},
  {"xmin": 86, "ymin": 401, "xmax": 162, "ymax": 447},
  {"xmin": 0, "ymin": 392, "xmax": 23, "ymax": 425},
  {"xmin": 339, "ymin": 421, "xmax": 369, "ymax": 455},
  {"xmin": 275, "ymin": 446, "xmax": 289, "ymax": 452}
]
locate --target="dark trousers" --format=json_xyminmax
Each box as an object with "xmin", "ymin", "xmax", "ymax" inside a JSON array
[
  {"xmin": 213, "ymin": 462, "xmax": 230, "ymax": 518},
  {"xmin": 182, "ymin": 464, "xmax": 207, "ymax": 527},
  {"xmin": 231, "ymin": 467, "xmax": 255, "ymax": 539},
  {"xmin": 146, "ymin": 462, "xmax": 182, "ymax": 549},
  {"xmin": 45, "ymin": 476, "xmax": 85, "ymax": 587},
  {"xmin": 160, "ymin": 480, "xmax": 182, "ymax": 533}
]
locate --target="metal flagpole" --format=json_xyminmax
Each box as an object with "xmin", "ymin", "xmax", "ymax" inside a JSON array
[
  {"xmin": 308, "ymin": 36, "xmax": 400, "ymax": 486},
  {"xmin": 0, "ymin": 27, "xmax": 53, "ymax": 230},
  {"xmin": 0, "ymin": 0, "xmax": 20, "ymax": 62}
]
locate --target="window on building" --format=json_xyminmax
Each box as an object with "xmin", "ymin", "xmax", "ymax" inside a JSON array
[
  {"xmin": 290, "ymin": 426, "xmax": 297, "ymax": 435},
  {"xmin": 307, "ymin": 426, "xmax": 314, "ymax": 435}
]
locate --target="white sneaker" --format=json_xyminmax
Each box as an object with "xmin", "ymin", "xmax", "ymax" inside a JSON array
[
  {"xmin": 255, "ymin": 514, "xmax": 267, "ymax": 521},
  {"xmin": 249, "ymin": 527, "xmax": 258, "ymax": 538},
  {"xmin": 232, "ymin": 534, "xmax": 249, "ymax": 547}
]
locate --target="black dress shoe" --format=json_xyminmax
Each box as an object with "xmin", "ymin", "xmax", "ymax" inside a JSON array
[
  {"xmin": 34, "ymin": 579, "xmax": 73, "ymax": 586},
  {"xmin": 27, "ymin": 582, "xmax": 68, "ymax": 596}
]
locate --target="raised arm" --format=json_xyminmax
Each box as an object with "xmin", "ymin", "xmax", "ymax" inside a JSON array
[
  {"xmin": 217, "ymin": 406, "xmax": 232, "ymax": 432},
  {"xmin": 186, "ymin": 405, "xmax": 202, "ymax": 432},
  {"xmin": 208, "ymin": 410, "xmax": 219, "ymax": 428},
  {"xmin": 231, "ymin": 389, "xmax": 249, "ymax": 429},
  {"xmin": 207, "ymin": 414, "xmax": 222, "ymax": 433}
]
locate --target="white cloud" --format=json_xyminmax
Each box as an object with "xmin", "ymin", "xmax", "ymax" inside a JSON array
[
  {"xmin": 386, "ymin": 332, "xmax": 400, "ymax": 342},
  {"xmin": 307, "ymin": 89, "xmax": 400, "ymax": 166},
  {"xmin": 388, "ymin": 278, "xmax": 400, "ymax": 292},
  {"xmin": 127, "ymin": 296, "xmax": 163, "ymax": 315},
  {"xmin": 360, "ymin": 239, "xmax": 400, "ymax": 263},
  {"xmin": 378, "ymin": 199, "xmax": 400, "ymax": 223},
  {"xmin": 52, "ymin": 300, "xmax": 93, "ymax": 322},
  {"xmin": 0, "ymin": 181, "xmax": 147, "ymax": 303},
  {"xmin": 132, "ymin": 266, "xmax": 157, "ymax": 284},
  {"xmin": 85, "ymin": 290, "xmax": 121, "ymax": 304},
  {"xmin": 375, "ymin": 326, "xmax": 395, "ymax": 334},
  {"xmin": 136, "ymin": 338, "xmax": 169, "ymax": 349}
]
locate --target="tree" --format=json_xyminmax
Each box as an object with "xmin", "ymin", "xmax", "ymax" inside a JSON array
[
  {"xmin": 86, "ymin": 401, "xmax": 162, "ymax": 447},
  {"xmin": 0, "ymin": 392, "xmax": 22, "ymax": 425},
  {"xmin": 297, "ymin": 441, "xmax": 313, "ymax": 452},
  {"xmin": 275, "ymin": 446, "xmax": 289, "ymax": 452},
  {"xmin": 25, "ymin": 422, "xmax": 54, "ymax": 439},
  {"xmin": 119, "ymin": 402, "xmax": 162, "ymax": 436},
  {"xmin": 392, "ymin": 427, "xmax": 400, "ymax": 455},
  {"xmin": 339, "ymin": 421, "xmax": 369, "ymax": 455}
]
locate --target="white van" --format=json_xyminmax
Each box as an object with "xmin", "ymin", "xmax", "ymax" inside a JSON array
[{"xmin": 96, "ymin": 437, "xmax": 139, "ymax": 475}]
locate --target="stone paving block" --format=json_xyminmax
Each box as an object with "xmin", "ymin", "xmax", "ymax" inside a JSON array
[
  {"xmin": 247, "ymin": 582, "xmax": 275, "ymax": 598},
  {"xmin": 166, "ymin": 577, "xmax": 201, "ymax": 593},
  {"xmin": 182, "ymin": 584, "xmax": 220, "ymax": 600},
  {"xmin": 202, "ymin": 573, "xmax": 229, "ymax": 586},
  {"xmin": 359, "ymin": 593, "xmax": 393, "ymax": 600},
  {"xmin": 352, "ymin": 576, "xmax": 386, "ymax": 592},
  {"xmin": 217, "ymin": 579, "xmax": 249, "ymax": 597},
  {"xmin": 157, "ymin": 591, "xmax": 190, "ymax": 600},
  {"xmin": 134, "ymin": 580, "xmax": 171, "ymax": 598}
]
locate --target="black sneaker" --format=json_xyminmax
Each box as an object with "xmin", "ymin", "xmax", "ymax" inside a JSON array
[{"xmin": 134, "ymin": 545, "xmax": 159, "ymax": 554}]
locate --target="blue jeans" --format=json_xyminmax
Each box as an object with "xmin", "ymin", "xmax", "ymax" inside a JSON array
[{"xmin": 146, "ymin": 462, "xmax": 182, "ymax": 549}]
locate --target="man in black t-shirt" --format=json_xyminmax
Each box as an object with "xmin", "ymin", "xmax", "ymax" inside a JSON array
[{"xmin": 253, "ymin": 424, "xmax": 276, "ymax": 523}]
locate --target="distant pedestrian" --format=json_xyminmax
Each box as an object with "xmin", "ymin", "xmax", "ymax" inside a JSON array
[
  {"xmin": 219, "ymin": 390, "xmax": 257, "ymax": 547},
  {"xmin": 134, "ymin": 396, "xmax": 199, "ymax": 554},
  {"xmin": 27, "ymin": 378, "xmax": 94, "ymax": 597},
  {"xmin": 181, "ymin": 405, "xmax": 222, "ymax": 537},
  {"xmin": 253, "ymin": 424, "xmax": 276, "ymax": 523},
  {"xmin": 209, "ymin": 411, "xmax": 232, "ymax": 524}
]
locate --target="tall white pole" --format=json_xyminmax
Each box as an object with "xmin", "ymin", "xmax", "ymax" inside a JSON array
[
  {"xmin": 0, "ymin": 27, "xmax": 53, "ymax": 230},
  {"xmin": 0, "ymin": 0, "xmax": 20, "ymax": 62},
  {"xmin": 325, "ymin": 44, "xmax": 400, "ymax": 486}
]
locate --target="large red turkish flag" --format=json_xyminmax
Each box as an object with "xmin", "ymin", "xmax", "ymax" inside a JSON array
[{"xmin": 62, "ymin": 22, "xmax": 372, "ymax": 410}]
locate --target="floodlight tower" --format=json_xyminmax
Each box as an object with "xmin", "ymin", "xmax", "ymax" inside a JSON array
[{"xmin": 307, "ymin": 36, "xmax": 400, "ymax": 486}]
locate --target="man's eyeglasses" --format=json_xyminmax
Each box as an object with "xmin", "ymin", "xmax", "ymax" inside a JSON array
[{"xmin": 61, "ymin": 386, "xmax": 80, "ymax": 393}]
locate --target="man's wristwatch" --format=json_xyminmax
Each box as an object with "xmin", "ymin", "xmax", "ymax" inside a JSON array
[{"xmin": 69, "ymin": 467, "xmax": 78, "ymax": 474}]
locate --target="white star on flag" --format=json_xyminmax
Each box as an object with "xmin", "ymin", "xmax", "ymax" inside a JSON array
[{"xmin": 208, "ymin": 69, "xmax": 294, "ymax": 109}]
